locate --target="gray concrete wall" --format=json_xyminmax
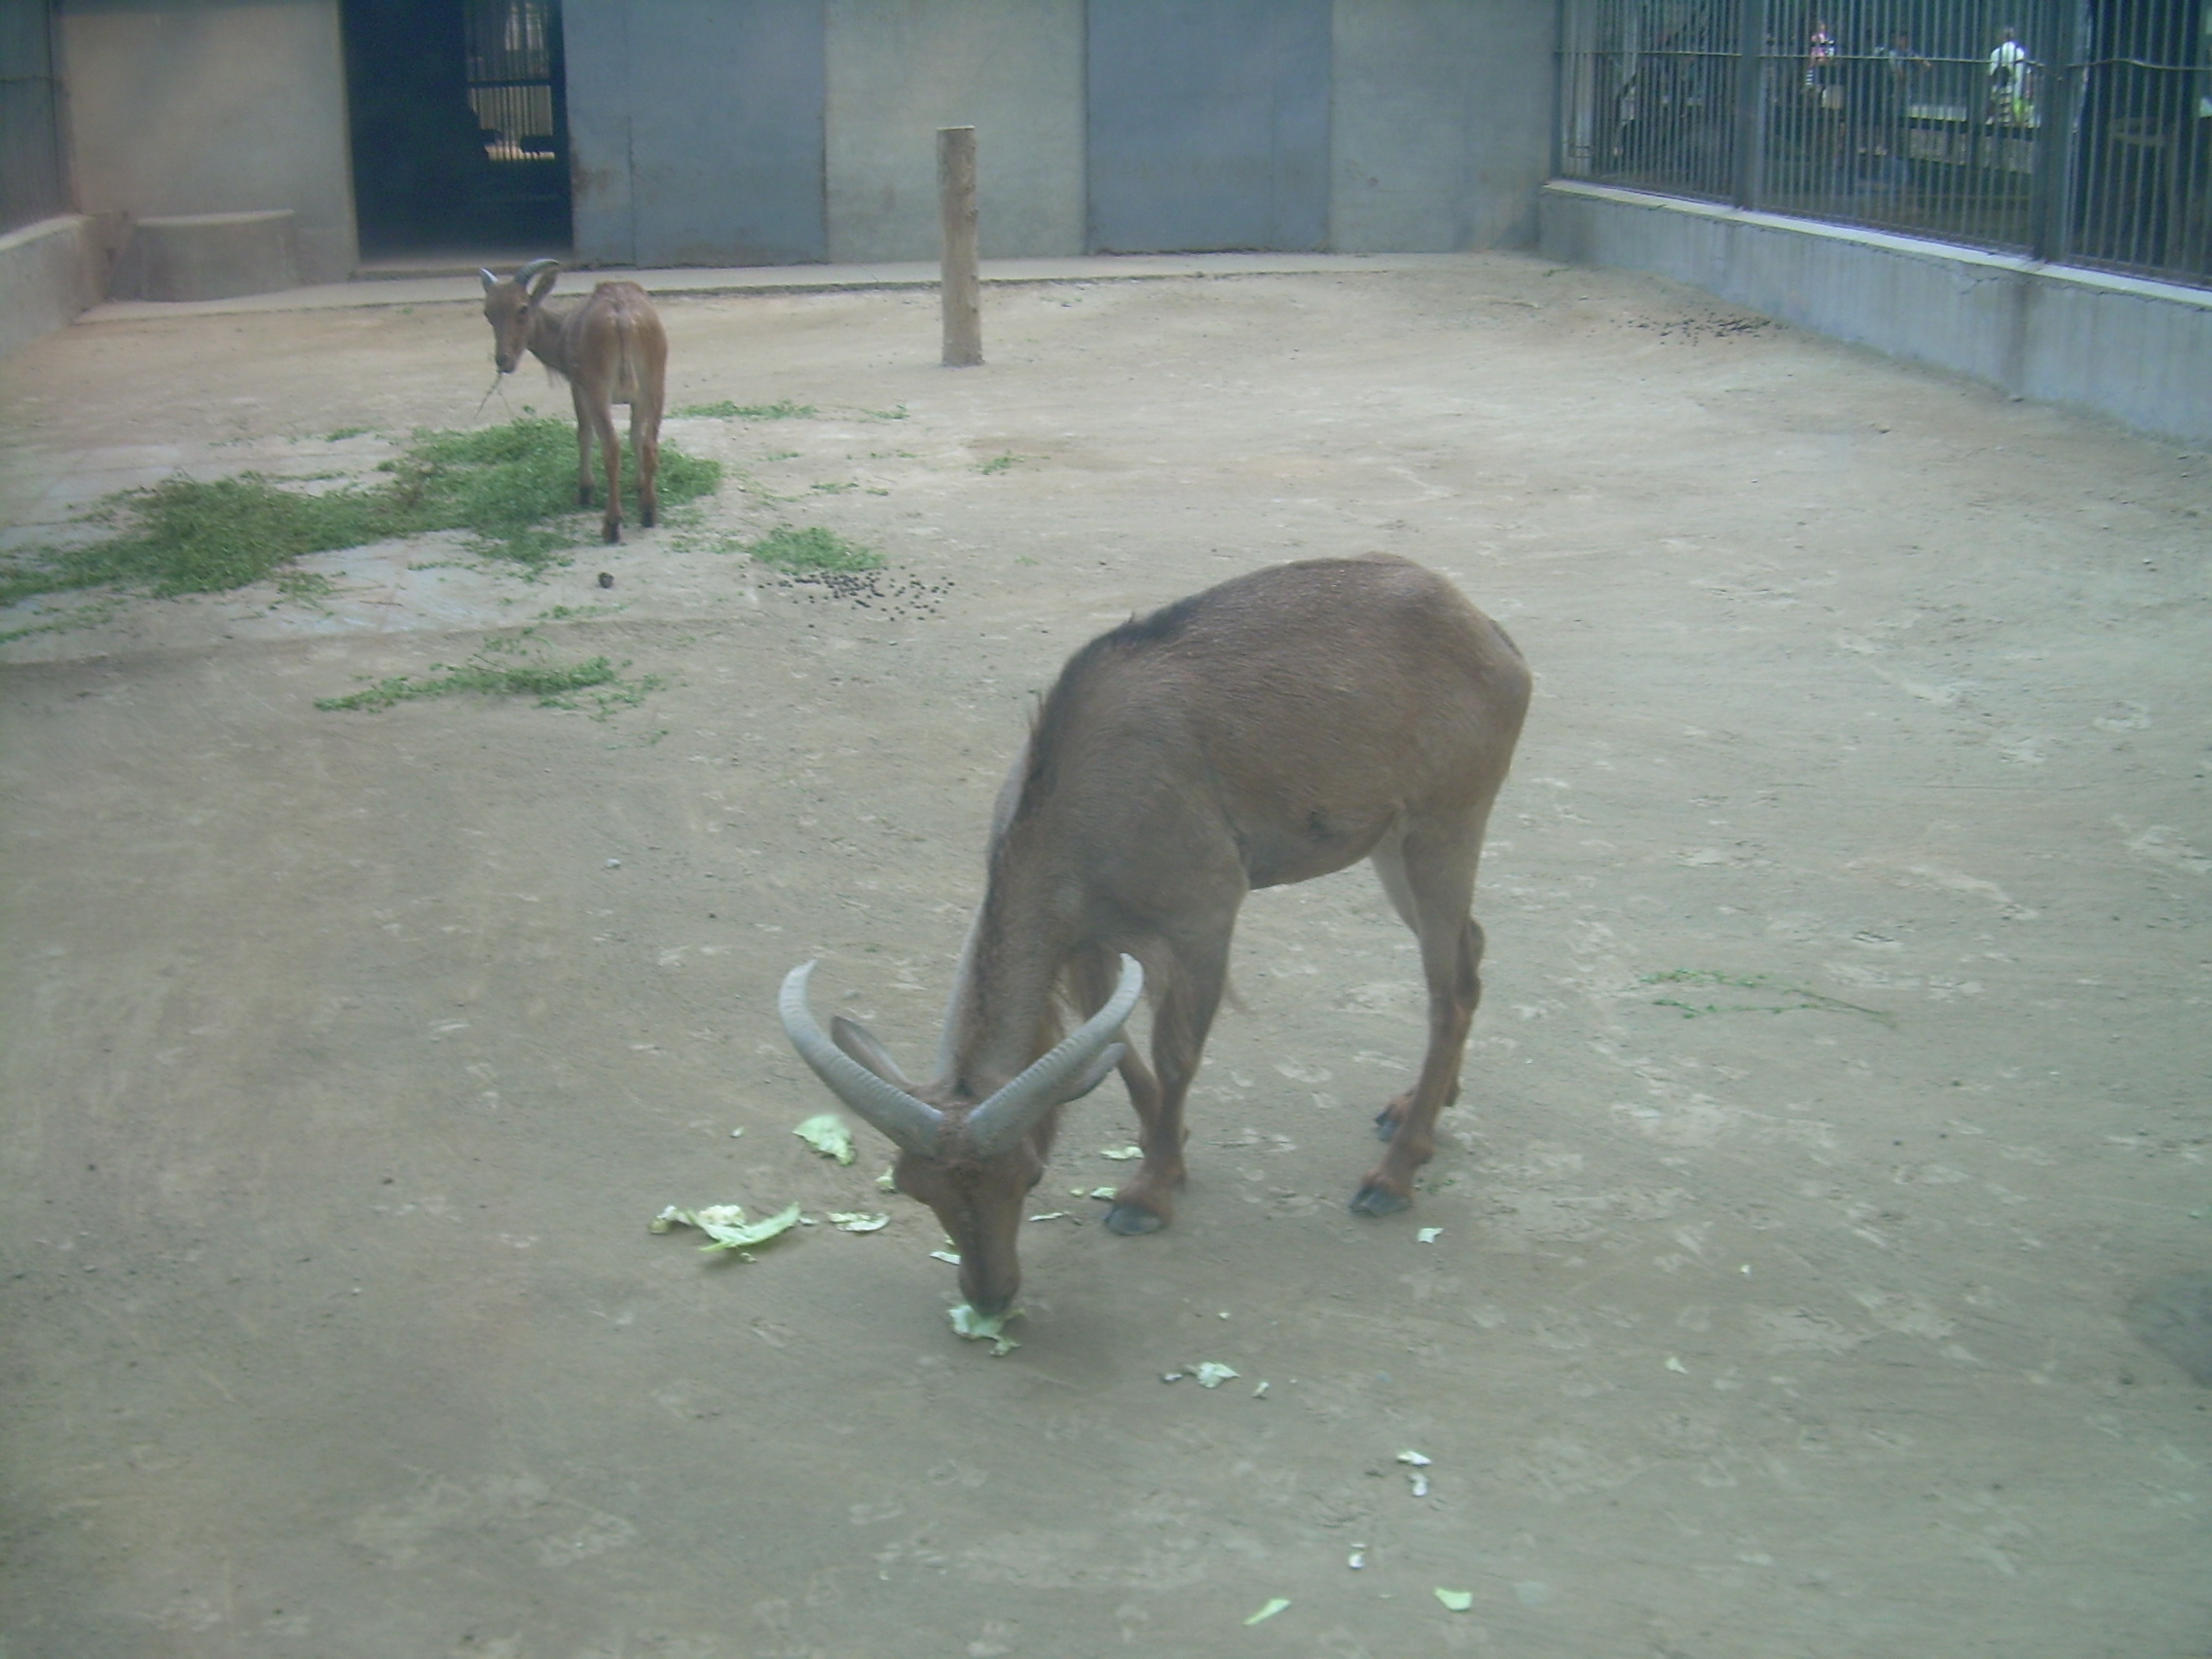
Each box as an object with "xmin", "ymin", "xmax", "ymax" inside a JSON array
[
  {"xmin": 0, "ymin": 215, "xmax": 102, "ymax": 358},
  {"xmin": 1540, "ymin": 180, "xmax": 2212, "ymax": 446},
  {"xmin": 55, "ymin": 0, "xmax": 357, "ymax": 284},
  {"xmin": 1331, "ymin": 0, "xmax": 1554, "ymax": 252},
  {"xmin": 825, "ymin": 0, "xmax": 1083, "ymax": 262}
]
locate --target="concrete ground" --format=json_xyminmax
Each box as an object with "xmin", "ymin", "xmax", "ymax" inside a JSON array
[{"xmin": 2, "ymin": 254, "xmax": 2208, "ymax": 1659}]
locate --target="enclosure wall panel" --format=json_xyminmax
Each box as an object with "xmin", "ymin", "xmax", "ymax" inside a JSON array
[
  {"xmin": 566, "ymin": 0, "xmax": 826, "ymax": 267},
  {"xmin": 55, "ymin": 0, "xmax": 357, "ymax": 282},
  {"xmin": 1086, "ymin": 0, "xmax": 1331, "ymax": 253},
  {"xmin": 824, "ymin": 0, "xmax": 1083, "ymax": 262},
  {"xmin": 1540, "ymin": 178, "xmax": 2212, "ymax": 444},
  {"xmin": 0, "ymin": 212, "xmax": 99, "ymax": 357},
  {"xmin": 1331, "ymin": 0, "xmax": 1554, "ymax": 251}
]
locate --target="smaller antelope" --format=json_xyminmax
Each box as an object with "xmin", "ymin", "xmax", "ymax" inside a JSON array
[
  {"xmin": 479, "ymin": 258, "xmax": 667, "ymax": 542},
  {"xmin": 782, "ymin": 555, "xmax": 1530, "ymax": 1318}
]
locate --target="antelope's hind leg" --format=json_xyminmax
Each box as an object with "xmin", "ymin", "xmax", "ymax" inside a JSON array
[
  {"xmin": 1354, "ymin": 832, "xmax": 1482, "ymax": 1217},
  {"xmin": 571, "ymin": 383, "xmax": 596, "ymax": 507}
]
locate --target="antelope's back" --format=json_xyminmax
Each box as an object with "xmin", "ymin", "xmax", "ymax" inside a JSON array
[{"xmin": 1042, "ymin": 556, "xmax": 1529, "ymax": 869}]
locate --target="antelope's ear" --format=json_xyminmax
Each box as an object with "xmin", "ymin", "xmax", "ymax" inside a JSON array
[{"xmin": 831, "ymin": 1015, "xmax": 913, "ymax": 1090}]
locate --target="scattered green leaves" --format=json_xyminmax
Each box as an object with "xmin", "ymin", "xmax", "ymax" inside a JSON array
[
  {"xmin": 977, "ymin": 453, "xmax": 1019, "ymax": 474},
  {"xmin": 1641, "ymin": 969, "xmax": 1895, "ymax": 1027},
  {"xmin": 793, "ymin": 1114, "xmax": 856, "ymax": 1165},
  {"xmin": 315, "ymin": 651, "xmax": 658, "ymax": 717},
  {"xmin": 0, "ymin": 417, "xmax": 721, "ymax": 606},
  {"xmin": 744, "ymin": 524, "xmax": 883, "ymax": 573},
  {"xmin": 949, "ymin": 1303, "xmax": 1020, "ymax": 1355},
  {"xmin": 650, "ymin": 1202, "xmax": 803, "ymax": 1259},
  {"xmin": 675, "ymin": 398, "xmax": 816, "ymax": 420}
]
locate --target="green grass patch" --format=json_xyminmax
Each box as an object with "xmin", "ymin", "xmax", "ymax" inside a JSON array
[
  {"xmin": 1641, "ymin": 970, "xmax": 1895, "ymax": 1027},
  {"xmin": 744, "ymin": 524, "xmax": 882, "ymax": 573},
  {"xmin": 316, "ymin": 651, "xmax": 658, "ymax": 716},
  {"xmin": 977, "ymin": 453, "xmax": 1020, "ymax": 475},
  {"xmin": 0, "ymin": 417, "xmax": 721, "ymax": 607},
  {"xmin": 676, "ymin": 398, "xmax": 816, "ymax": 421}
]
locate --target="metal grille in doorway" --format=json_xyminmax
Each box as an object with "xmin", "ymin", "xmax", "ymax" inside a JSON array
[
  {"xmin": 1557, "ymin": 0, "xmax": 2212, "ymax": 289},
  {"xmin": 464, "ymin": 0, "xmax": 563, "ymax": 164}
]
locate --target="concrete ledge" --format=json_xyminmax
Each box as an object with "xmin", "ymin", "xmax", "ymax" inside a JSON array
[
  {"xmin": 78, "ymin": 250, "xmax": 1473, "ymax": 323},
  {"xmin": 1540, "ymin": 179, "xmax": 2212, "ymax": 445},
  {"xmin": 0, "ymin": 215, "xmax": 103, "ymax": 358},
  {"xmin": 111, "ymin": 209, "xmax": 302, "ymax": 302}
]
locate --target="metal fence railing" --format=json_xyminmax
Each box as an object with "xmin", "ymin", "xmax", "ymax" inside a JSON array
[
  {"xmin": 0, "ymin": 0, "xmax": 68, "ymax": 237},
  {"xmin": 1558, "ymin": 0, "xmax": 2212, "ymax": 290}
]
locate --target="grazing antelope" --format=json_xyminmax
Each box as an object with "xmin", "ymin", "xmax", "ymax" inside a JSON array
[
  {"xmin": 479, "ymin": 258, "xmax": 666, "ymax": 542},
  {"xmin": 782, "ymin": 554, "xmax": 1530, "ymax": 1316}
]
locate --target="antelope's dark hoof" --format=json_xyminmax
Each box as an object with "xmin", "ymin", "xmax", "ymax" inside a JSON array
[
  {"xmin": 1373, "ymin": 1108, "xmax": 1403, "ymax": 1143},
  {"xmin": 641, "ymin": 507, "xmax": 657, "ymax": 528},
  {"xmin": 602, "ymin": 525, "xmax": 621, "ymax": 544},
  {"xmin": 1104, "ymin": 1203, "xmax": 1164, "ymax": 1236},
  {"xmin": 578, "ymin": 487, "xmax": 594, "ymax": 506},
  {"xmin": 1349, "ymin": 1183, "xmax": 1412, "ymax": 1218}
]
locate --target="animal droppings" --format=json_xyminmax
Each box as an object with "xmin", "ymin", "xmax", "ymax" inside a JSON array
[
  {"xmin": 766, "ymin": 568, "xmax": 952, "ymax": 622},
  {"xmin": 597, "ymin": 571, "xmax": 613, "ymax": 588}
]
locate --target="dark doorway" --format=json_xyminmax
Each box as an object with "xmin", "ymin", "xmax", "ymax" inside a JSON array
[
  {"xmin": 344, "ymin": 0, "xmax": 572, "ymax": 260},
  {"xmin": 1086, "ymin": 0, "xmax": 1331, "ymax": 254}
]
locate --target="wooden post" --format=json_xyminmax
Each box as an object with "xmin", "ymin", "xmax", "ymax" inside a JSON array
[{"xmin": 938, "ymin": 126, "xmax": 981, "ymax": 367}]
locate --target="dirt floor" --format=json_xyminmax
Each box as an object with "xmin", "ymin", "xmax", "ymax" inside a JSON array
[{"xmin": 3, "ymin": 256, "xmax": 2209, "ymax": 1659}]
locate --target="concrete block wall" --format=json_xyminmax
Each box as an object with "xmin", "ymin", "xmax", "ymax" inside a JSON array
[
  {"xmin": 570, "ymin": 0, "xmax": 1556, "ymax": 266},
  {"xmin": 1540, "ymin": 180, "xmax": 2212, "ymax": 446},
  {"xmin": 825, "ymin": 0, "xmax": 1086, "ymax": 262},
  {"xmin": 55, "ymin": 0, "xmax": 357, "ymax": 285},
  {"xmin": 1331, "ymin": 0, "xmax": 1553, "ymax": 253}
]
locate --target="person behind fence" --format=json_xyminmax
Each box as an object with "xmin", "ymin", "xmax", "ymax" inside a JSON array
[
  {"xmin": 1987, "ymin": 24, "xmax": 2032, "ymax": 127},
  {"xmin": 1871, "ymin": 28, "xmax": 1932, "ymax": 187}
]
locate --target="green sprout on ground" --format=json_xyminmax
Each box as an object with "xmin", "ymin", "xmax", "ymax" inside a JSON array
[
  {"xmin": 315, "ymin": 650, "xmax": 659, "ymax": 717},
  {"xmin": 977, "ymin": 453, "xmax": 1020, "ymax": 474},
  {"xmin": 674, "ymin": 399, "xmax": 816, "ymax": 421},
  {"xmin": 1641, "ymin": 969, "xmax": 1895, "ymax": 1027},
  {"xmin": 0, "ymin": 417, "xmax": 721, "ymax": 607},
  {"xmin": 744, "ymin": 524, "xmax": 882, "ymax": 572}
]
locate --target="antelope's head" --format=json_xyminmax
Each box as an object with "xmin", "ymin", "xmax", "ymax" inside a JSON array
[
  {"xmin": 479, "ymin": 258, "xmax": 562, "ymax": 374},
  {"xmin": 780, "ymin": 955, "xmax": 1142, "ymax": 1316}
]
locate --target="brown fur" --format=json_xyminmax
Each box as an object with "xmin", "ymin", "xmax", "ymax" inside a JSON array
[
  {"xmin": 481, "ymin": 262, "xmax": 667, "ymax": 543},
  {"xmin": 870, "ymin": 554, "xmax": 1530, "ymax": 1315}
]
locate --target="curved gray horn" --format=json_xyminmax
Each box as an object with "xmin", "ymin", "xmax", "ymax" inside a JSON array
[
  {"xmin": 479, "ymin": 268, "xmax": 499, "ymax": 291},
  {"xmin": 965, "ymin": 955, "xmax": 1144, "ymax": 1158},
  {"xmin": 779, "ymin": 962, "xmax": 944, "ymax": 1156}
]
